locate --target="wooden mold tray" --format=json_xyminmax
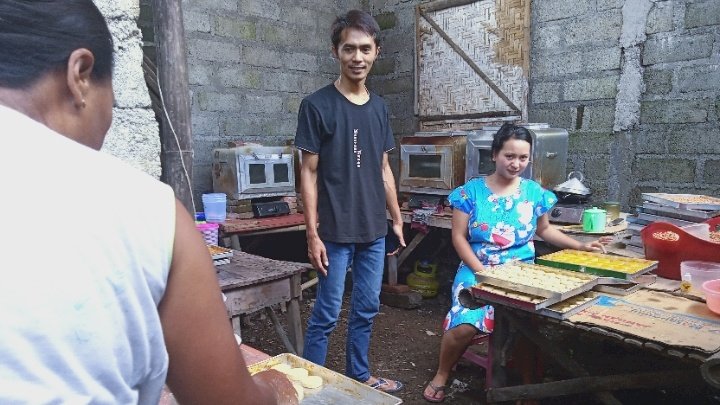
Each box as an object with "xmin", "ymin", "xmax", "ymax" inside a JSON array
[{"xmin": 537, "ymin": 249, "xmax": 657, "ymax": 280}]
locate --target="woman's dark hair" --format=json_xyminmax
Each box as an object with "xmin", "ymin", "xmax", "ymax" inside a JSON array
[
  {"xmin": 492, "ymin": 122, "xmax": 534, "ymax": 155},
  {"xmin": 331, "ymin": 10, "xmax": 381, "ymax": 49},
  {"xmin": 0, "ymin": 0, "xmax": 114, "ymax": 89}
]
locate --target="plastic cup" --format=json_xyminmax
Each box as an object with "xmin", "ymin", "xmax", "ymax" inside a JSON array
[{"xmin": 202, "ymin": 193, "xmax": 227, "ymax": 223}]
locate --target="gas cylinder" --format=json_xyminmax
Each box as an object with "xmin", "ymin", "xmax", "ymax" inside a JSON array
[{"xmin": 407, "ymin": 259, "xmax": 439, "ymax": 298}]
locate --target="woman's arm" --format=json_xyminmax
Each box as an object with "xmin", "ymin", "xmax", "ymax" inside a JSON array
[
  {"xmin": 451, "ymin": 209, "xmax": 486, "ymax": 272},
  {"xmin": 535, "ymin": 213, "xmax": 607, "ymax": 252}
]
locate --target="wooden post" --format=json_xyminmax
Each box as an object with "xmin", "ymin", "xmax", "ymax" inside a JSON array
[{"xmin": 152, "ymin": 0, "xmax": 195, "ymax": 214}]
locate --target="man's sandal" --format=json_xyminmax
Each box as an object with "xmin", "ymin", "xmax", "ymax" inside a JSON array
[
  {"xmin": 423, "ymin": 382, "xmax": 446, "ymax": 403},
  {"xmin": 367, "ymin": 377, "xmax": 404, "ymax": 393}
]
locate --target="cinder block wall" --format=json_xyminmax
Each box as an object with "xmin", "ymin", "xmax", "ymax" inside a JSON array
[{"xmin": 97, "ymin": 0, "xmax": 160, "ymax": 178}]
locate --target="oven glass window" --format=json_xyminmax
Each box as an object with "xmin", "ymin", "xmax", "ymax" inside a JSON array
[
  {"xmin": 477, "ymin": 149, "xmax": 494, "ymax": 176},
  {"xmin": 249, "ymin": 163, "xmax": 266, "ymax": 184},
  {"xmin": 273, "ymin": 163, "xmax": 289, "ymax": 183},
  {"xmin": 409, "ymin": 154, "xmax": 442, "ymax": 178}
]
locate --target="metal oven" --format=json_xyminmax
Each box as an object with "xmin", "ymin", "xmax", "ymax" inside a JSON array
[
  {"xmin": 399, "ymin": 132, "xmax": 467, "ymax": 195},
  {"xmin": 212, "ymin": 145, "xmax": 296, "ymax": 200},
  {"xmin": 465, "ymin": 123, "xmax": 569, "ymax": 190}
]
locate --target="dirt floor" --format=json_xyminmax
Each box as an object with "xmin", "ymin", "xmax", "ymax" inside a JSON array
[{"xmin": 239, "ymin": 231, "xmax": 720, "ymax": 405}]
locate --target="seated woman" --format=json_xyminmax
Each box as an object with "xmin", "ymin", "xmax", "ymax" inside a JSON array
[{"xmin": 422, "ymin": 123, "xmax": 609, "ymax": 403}]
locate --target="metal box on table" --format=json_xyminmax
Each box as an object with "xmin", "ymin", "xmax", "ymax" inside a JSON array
[{"xmin": 399, "ymin": 132, "xmax": 467, "ymax": 196}]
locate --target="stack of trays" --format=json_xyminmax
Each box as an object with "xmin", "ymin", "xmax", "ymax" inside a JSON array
[
  {"xmin": 208, "ymin": 245, "xmax": 233, "ymax": 266},
  {"xmin": 629, "ymin": 193, "xmax": 720, "ymax": 248},
  {"xmin": 536, "ymin": 249, "xmax": 657, "ymax": 280},
  {"xmin": 472, "ymin": 263, "xmax": 598, "ymax": 313}
]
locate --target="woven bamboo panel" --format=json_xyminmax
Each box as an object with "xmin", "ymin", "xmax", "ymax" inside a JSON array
[{"xmin": 416, "ymin": 0, "xmax": 529, "ymax": 120}]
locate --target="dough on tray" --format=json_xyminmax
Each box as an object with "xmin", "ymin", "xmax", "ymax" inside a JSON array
[
  {"xmin": 287, "ymin": 367, "xmax": 309, "ymax": 381},
  {"xmin": 292, "ymin": 382, "xmax": 305, "ymax": 401},
  {"xmin": 270, "ymin": 363, "xmax": 292, "ymax": 374},
  {"xmin": 301, "ymin": 375, "xmax": 323, "ymax": 389}
]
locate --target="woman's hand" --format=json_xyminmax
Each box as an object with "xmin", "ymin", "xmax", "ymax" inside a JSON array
[{"xmin": 581, "ymin": 235, "xmax": 613, "ymax": 253}]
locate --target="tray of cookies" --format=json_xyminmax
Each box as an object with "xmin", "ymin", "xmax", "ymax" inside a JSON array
[
  {"xmin": 208, "ymin": 244, "xmax": 233, "ymax": 260},
  {"xmin": 247, "ymin": 353, "xmax": 402, "ymax": 404},
  {"xmin": 536, "ymin": 249, "xmax": 657, "ymax": 280}
]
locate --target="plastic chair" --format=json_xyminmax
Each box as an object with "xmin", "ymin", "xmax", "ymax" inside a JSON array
[{"xmin": 456, "ymin": 333, "xmax": 493, "ymax": 389}]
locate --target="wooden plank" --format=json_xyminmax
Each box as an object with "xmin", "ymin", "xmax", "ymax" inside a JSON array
[
  {"xmin": 220, "ymin": 213, "xmax": 305, "ymax": 234},
  {"xmin": 397, "ymin": 232, "xmax": 428, "ymax": 268},
  {"xmin": 265, "ymin": 307, "xmax": 297, "ymax": 355},
  {"xmin": 224, "ymin": 278, "xmax": 291, "ymax": 316},
  {"xmin": 217, "ymin": 251, "xmax": 307, "ymax": 289},
  {"xmin": 486, "ymin": 369, "xmax": 702, "ymax": 403}
]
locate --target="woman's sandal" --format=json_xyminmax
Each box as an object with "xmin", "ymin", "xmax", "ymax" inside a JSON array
[
  {"xmin": 423, "ymin": 382, "xmax": 446, "ymax": 403},
  {"xmin": 367, "ymin": 377, "xmax": 404, "ymax": 393}
]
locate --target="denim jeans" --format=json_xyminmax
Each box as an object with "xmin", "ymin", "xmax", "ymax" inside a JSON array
[{"xmin": 302, "ymin": 236, "xmax": 385, "ymax": 382}]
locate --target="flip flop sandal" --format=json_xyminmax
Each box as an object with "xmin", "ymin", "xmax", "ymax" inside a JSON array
[
  {"xmin": 423, "ymin": 382, "xmax": 446, "ymax": 403},
  {"xmin": 369, "ymin": 377, "xmax": 404, "ymax": 394}
]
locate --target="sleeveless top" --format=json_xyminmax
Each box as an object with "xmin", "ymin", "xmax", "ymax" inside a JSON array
[{"xmin": 0, "ymin": 105, "xmax": 175, "ymax": 404}]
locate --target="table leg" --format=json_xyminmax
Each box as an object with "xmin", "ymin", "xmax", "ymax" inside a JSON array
[
  {"xmin": 387, "ymin": 254, "xmax": 398, "ymax": 285},
  {"xmin": 265, "ymin": 307, "xmax": 297, "ymax": 355},
  {"xmin": 490, "ymin": 306, "xmax": 509, "ymax": 390},
  {"xmin": 231, "ymin": 316, "xmax": 242, "ymax": 337},
  {"xmin": 397, "ymin": 231, "xmax": 429, "ymax": 268},
  {"xmin": 287, "ymin": 273, "xmax": 304, "ymax": 356},
  {"xmin": 230, "ymin": 234, "xmax": 241, "ymax": 251}
]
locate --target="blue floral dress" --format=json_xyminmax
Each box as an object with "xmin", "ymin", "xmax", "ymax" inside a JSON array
[{"xmin": 443, "ymin": 178, "xmax": 557, "ymax": 333}]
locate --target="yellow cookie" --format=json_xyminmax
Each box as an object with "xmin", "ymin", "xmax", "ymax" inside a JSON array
[
  {"xmin": 301, "ymin": 375, "xmax": 323, "ymax": 389},
  {"xmin": 286, "ymin": 367, "xmax": 309, "ymax": 382},
  {"xmin": 270, "ymin": 363, "xmax": 292, "ymax": 374}
]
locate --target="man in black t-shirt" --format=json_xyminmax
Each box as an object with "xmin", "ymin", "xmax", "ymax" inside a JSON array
[{"xmin": 294, "ymin": 9, "xmax": 406, "ymax": 394}]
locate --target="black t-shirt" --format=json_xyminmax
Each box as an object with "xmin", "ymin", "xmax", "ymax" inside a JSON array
[{"xmin": 295, "ymin": 84, "xmax": 395, "ymax": 243}]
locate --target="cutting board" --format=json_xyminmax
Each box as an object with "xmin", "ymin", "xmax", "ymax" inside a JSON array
[{"xmin": 558, "ymin": 220, "xmax": 628, "ymax": 235}]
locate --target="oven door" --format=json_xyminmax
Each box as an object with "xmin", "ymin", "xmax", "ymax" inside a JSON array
[
  {"xmin": 237, "ymin": 154, "xmax": 295, "ymax": 194},
  {"xmin": 465, "ymin": 138, "xmax": 494, "ymax": 181},
  {"xmin": 400, "ymin": 144, "xmax": 453, "ymax": 194}
]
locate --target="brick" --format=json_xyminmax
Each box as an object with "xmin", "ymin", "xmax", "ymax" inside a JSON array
[
  {"xmin": 564, "ymin": 10, "xmax": 622, "ymax": 46},
  {"xmin": 705, "ymin": 160, "xmax": 720, "ymax": 184},
  {"xmin": 640, "ymin": 100, "xmax": 709, "ymax": 124},
  {"xmin": 631, "ymin": 131, "xmax": 665, "ymax": 154},
  {"xmin": 582, "ymin": 47, "xmax": 621, "ymax": 72},
  {"xmin": 374, "ymin": 12, "xmax": 398, "ymax": 30},
  {"xmin": 642, "ymin": 35, "xmax": 714, "ymax": 65},
  {"xmin": 568, "ymin": 131, "xmax": 613, "ymax": 154},
  {"xmin": 535, "ymin": 0, "xmax": 592, "ymax": 23},
  {"xmin": 242, "ymin": 47, "xmax": 284, "ymax": 68},
  {"xmin": 195, "ymin": 92, "xmax": 241, "ymax": 112},
  {"xmin": 188, "ymin": 64, "xmax": 214, "ymax": 86},
  {"xmin": 581, "ymin": 105, "xmax": 615, "ymax": 131},
  {"xmin": 533, "ymin": 52, "xmax": 582, "ymax": 77},
  {"xmin": 188, "ymin": 39, "xmax": 241, "ymax": 63},
  {"xmin": 239, "ymin": 0, "xmax": 280, "ymax": 19},
  {"xmin": 217, "ymin": 68, "xmax": 261, "ymax": 89},
  {"xmin": 642, "ymin": 69, "xmax": 672, "ymax": 95},
  {"xmin": 191, "ymin": 113, "xmax": 221, "ymax": 137},
  {"xmin": 667, "ymin": 127, "xmax": 720, "ymax": 154},
  {"xmin": 634, "ymin": 158, "xmax": 695, "ymax": 182},
  {"xmin": 215, "ymin": 17, "xmax": 256, "ymax": 40},
  {"xmin": 531, "ymin": 82, "xmax": 561, "ymax": 104},
  {"xmin": 563, "ymin": 76, "xmax": 619, "ymax": 101},
  {"xmin": 241, "ymin": 93, "xmax": 285, "ymax": 115},
  {"xmin": 260, "ymin": 72, "xmax": 303, "ymax": 93},
  {"xmin": 184, "ymin": 11, "xmax": 211, "ymax": 33},
  {"xmin": 646, "ymin": 2, "xmax": 673, "ymax": 34},
  {"xmin": 279, "ymin": 6, "xmax": 319, "ymax": 29},
  {"xmin": 260, "ymin": 25, "xmax": 298, "ymax": 46},
  {"xmin": 528, "ymin": 107, "xmax": 574, "ymax": 129},
  {"xmin": 677, "ymin": 66, "xmax": 720, "ymax": 93},
  {"xmin": 282, "ymin": 52, "xmax": 318, "ymax": 72},
  {"xmin": 685, "ymin": 0, "xmax": 720, "ymax": 29}
]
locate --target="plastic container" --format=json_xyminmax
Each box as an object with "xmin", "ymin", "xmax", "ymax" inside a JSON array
[
  {"xmin": 680, "ymin": 261, "xmax": 720, "ymax": 295},
  {"xmin": 681, "ymin": 223, "xmax": 710, "ymax": 240},
  {"xmin": 702, "ymin": 279, "xmax": 720, "ymax": 315},
  {"xmin": 202, "ymin": 193, "xmax": 227, "ymax": 223},
  {"xmin": 196, "ymin": 222, "xmax": 219, "ymax": 245},
  {"xmin": 640, "ymin": 217, "xmax": 720, "ymax": 280}
]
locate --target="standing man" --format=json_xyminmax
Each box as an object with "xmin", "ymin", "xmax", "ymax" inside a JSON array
[{"xmin": 294, "ymin": 9, "xmax": 406, "ymax": 394}]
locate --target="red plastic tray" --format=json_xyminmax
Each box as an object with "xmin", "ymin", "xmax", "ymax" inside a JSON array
[{"xmin": 640, "ymin": 217, "xmax": 720, "ymax": 280}]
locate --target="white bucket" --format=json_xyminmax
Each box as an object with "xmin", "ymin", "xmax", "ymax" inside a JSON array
[{"xmin": 202, "ymin": 193, "xmax": 227, "ymax": 223}]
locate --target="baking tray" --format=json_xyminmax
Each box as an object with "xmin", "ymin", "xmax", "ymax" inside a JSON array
[
  {"xmin": 640, "ymin": 202, "xmax": 720, "ymax": 222},
  {"xmin": 475, "ymin": 263, "xmax": 598, "ymax": 309},
  {"xmin": 537, "ymin": 292, "xmax": 599, "ymax": 319},
  {"xmin": 536, "ymin": 249, "xmax": 657, "ymax": 280},
  {"xmin": 637, "ymin": 212, "xmax": 696, "ymax": 227},
  {"xmin": 247, "ymin": 353, "xmax": 402, "ymax": 405},
  {"xmin": 208, "ymin": 245, "xmax": 234, "ymax": 260},
  {"xmin": 470, "ymin": 284, "xmax": 599, "ymax": 318},
  {"xmin": 642, "ymin": 193, "xmax": 720, "ymax": 211}
]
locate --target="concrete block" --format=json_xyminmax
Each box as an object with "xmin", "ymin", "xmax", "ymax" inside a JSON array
[
  {"xmin": 563, "ymin": 76, "xmax": 619, "ymax": 101},
  {"xmin": 215, "ymin": 17, "xmax": 256, "ymax": 40},
  {"xmin": 184, "ymin": 11, "xmax": 211, "ymax": 34},
  {"xmin": 640, "ymin": 100, "xmax": 709, "ymax": 124},
  {"xmin": 260, "ymin": 72, "xmax": 303, "ymax": 93},
  {"xmin": 530, "ymin": 82, "xmax": 561, "ymax": 104},
  {"xmin": 241, "ymin": 93, "xmax": 284, "ymax": 115},
  {"xmin": 96, "ymin": 0, "xmax": 139, "ymax": 19},
  {"xmin": 284, "ymin": 96, "xmax": 303, "ymax": 114},
  {"xmin": 239, "ymin": 0, "xmax": 280, "ymax": 20},
  {"xmin": 396, "ymin": 52, "xmax": 414, "ymax": 74},
  {"xmin": 564, "ymin": 10, "xmax": 622, "ymax": 46},
  {"xmin": 191, "ymin": 112, "xmax": 221, "ymax": 137},
  {"xmin": 280, "ymin": 6, "xmax": 318, "ymax": 29},
  {"xmin": 282, "ymin": 52, "xmax": 318, "ymax": 72},
  {"xmin": 260, "ymin": 25, "xmax": 299, "ymax": 47},
  {"xmin": 218, "ymin": 68, "xmax": 261, "ymax": 89},
  {"xmin": 188, "ymin": 64, "xmax": 215, "ymax": 86},
  {"xmin": 667, "ymin": 127, "xmax": 720, "ymax": 154},
  {"xmin": 633, "ymin": 157, "xmax": 696, "ymax": 182},
  {"xmin": 375, "ymin": 12, "xmax": 398, "ymax": 30},
  {"xmin": 103, "ymin": 108, "xmax": 160, "ymax": 178},
  {"xmin": 705, "ymin": 160, "xmax": 720, "ymax": 184},
  {"xmin": 642, "ymin": 69, "xmax": 672, "ymax": 95},
  {"xmin": 646, "ymin": 2, "xmax": 674, "ymax": 34},
  {"xmin": 532, "ymin": 52, "xmax": 582, "ymax": 77},
  {"xmin": 380, "ymin": 290, "xmax": 422, "ymax": 309},
  {"xmin": 188, "ymin": 39, "xmax": 241, "ymax": 63},
  {"xmin": 370, "ymin": 57, "xmax": 396, "ymax": 76},
  {"xmin": 187, "ymin": 0, "xmax": 236, "ymax": 12},
  {"xmin": 528, "ymin": 106, "xmax": 574, "ymax": 129},
  {"xmin": 112, "ymin": 36, "xmax": 151, "ymax": 108},
  {"xmin": 597, "ymin": 0, "xmax": 624, "ymax": 11},
  {"xmin": 196, "ymin": 92, "xmax": 242, "ymax": 112},
  {"xmin": 581, "ymin": 105, "xmax": 616, "ymax": 131},
  {"xmin": 568, "ymin": 131, "xmax": 613, "ymax": 154},
  {"xmin": 377, "ymin": 76, "xmax": 414, "ymax": 95},
  {"xmin": 643, "ymin": 35, "xmax": 714, "ymax": 65},
  {"xmin": 242, "ymin": 47, "xmax": 284, "ymax": 68},
  {"xmin": 631, "ymin": 131, "xmax": 665, "ymax": 154},
  {"xmin": 535, "ymin": 0, "xmax": 592, "ymax": 23},
  {"xmin": 685, "ymin": 0, "xmax": 720, "ymax": 29},
  {"xmin": 583, "ymin": 158, "xmax": 610, "ymax": 182},
  {"xmin": 583, "ymin": 47, "xmax": 621, "ymax": 72},
  {"xmin": 677, "ymin": 66, "xmax": 720, "ymax": 93},
  {"xmin": 532, "ymin": 24, "xmax": 563, "ymax": 50}
]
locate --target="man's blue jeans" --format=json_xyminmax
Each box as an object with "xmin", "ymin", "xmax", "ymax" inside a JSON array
[{"xmin": 302, "ymin": 237, "xmax": 385, "ymax": 382}]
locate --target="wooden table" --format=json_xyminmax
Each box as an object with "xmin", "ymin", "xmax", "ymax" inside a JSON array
[
  {"xmin": 219, "ymin": 213, "xmax": 306, "ymax": 250},
  {"xmin": 217, "ymin": 250, "xmax": 309, "ymax": 355}
]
